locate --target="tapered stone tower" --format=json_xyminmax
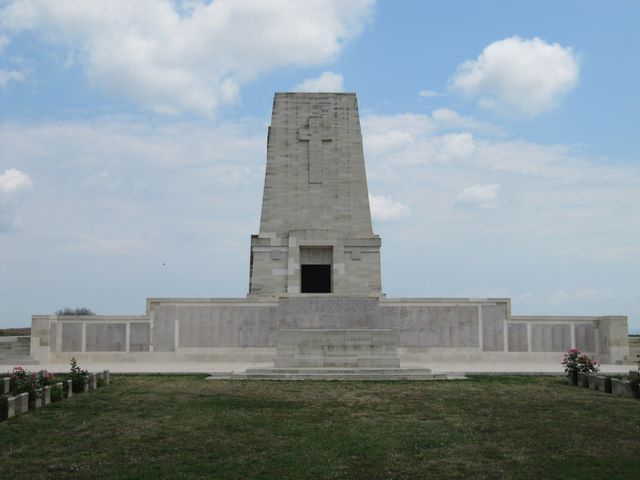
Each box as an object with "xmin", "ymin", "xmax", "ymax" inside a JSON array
[{"xmin": 249, "ymin": 93, "xmax": 381, "ymax": 296}]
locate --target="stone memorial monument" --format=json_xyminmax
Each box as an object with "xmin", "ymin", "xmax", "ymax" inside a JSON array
[{"xmin": 26, "ymin": 93, "xmax": 631, "ymax": 372}]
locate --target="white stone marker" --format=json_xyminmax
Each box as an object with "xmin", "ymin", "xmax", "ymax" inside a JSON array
[
  {"xmin": 3, "ymin": 396, "xmax": 16, "ymax": 419},
  {"xmin": 1, "ymin": 377, "xmax": 9, "ymax": 395},
  {"xmin": 65, "ymin": 379, "xmax": 73, "ymax": 398},
  {"xmin": 32, "ymin": 389, "xmax": 42, "ymax": 409},
  {"xmin": 43, "ymin": 386, "xmax": 51, "ymax": 405},
  {"xmin": 16, "ymin": 392, "xmax": 28, "ymax": 415}
]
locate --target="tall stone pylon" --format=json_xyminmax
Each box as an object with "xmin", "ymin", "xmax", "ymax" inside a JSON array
[{"xmin": 249, "ymin": 93, "xmax": 381, "ymax": 296}]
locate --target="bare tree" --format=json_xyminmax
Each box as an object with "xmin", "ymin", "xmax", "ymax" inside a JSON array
[{"xmin": 55, "ymin": 307, "xmax": 95, "ymax": 316}]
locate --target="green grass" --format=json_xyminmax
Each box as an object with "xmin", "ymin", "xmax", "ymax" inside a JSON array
[{"xmin": 1, "ymin": 375, "xmax": 639, "ymax": 479}]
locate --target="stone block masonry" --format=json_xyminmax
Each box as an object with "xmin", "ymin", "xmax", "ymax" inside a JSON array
[
  {"xmin": 249, "ymin": 93, "xmax": 381, "ymax": 297},
  {"xmin": 275, "ymin": 329, "xmax": 400, "ymax": 368},
  {"xmin": 25, "ymin": 92, "xmax": 631, "ymax": 367}
]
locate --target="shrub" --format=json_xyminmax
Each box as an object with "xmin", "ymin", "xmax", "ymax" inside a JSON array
[
  {"xmin": 9, "ymin": 366, "xmax": 37, "ymax": 395},
  {"xmin": 36, "ymin": 370, "xmax": 54, "ymax": 387},
  {"xmin": 562, "ymin": 348, "xmax": 600, "ymax": 380},
  {"xmin": 69, "ymin": 357, "xmax": 89, "ymax": 393},
  {"xmin": 50, "ymin": 384, "xmax": 64, "ymax": 402}
]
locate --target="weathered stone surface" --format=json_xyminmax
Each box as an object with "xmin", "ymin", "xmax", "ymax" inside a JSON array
[
  {"xmin": 103, "ymin": 370, "xmax": 110, "ymax": 385},
  {"xmin": 531, "ymin": 324, "xmax": 571, "ymax": 352},
  {"xmin": 43, "ymin": 386, "xmax": 51, "ymax": 405},
  {"xmin": 587, "ymin": 374, "xmax": 609, "ymax": 392},
  {"xmin": 611, "ymin": 378, "xmax": 635, "ymax": 398},
  {"xmin": 15, "ymin": 392, "xmax": 28, "ymax": 415},
  {"xmin": 89, "ymin": 373, "xmax": 98, "ymax": 390},
  {"xmin": 30, "ymin": 389, "xmax": 42, "ymax": 409},
  {"xmin": 250, "ymin": 93, "xmax": 381, "ymax": 296},
  {"xmin": 130, "ymin": 323, "xmax": 150, "ymax": 351},
  {"xmin": 508, "ymin": 323, "xmax": 528, "ymax": 352},
  {"xmin": 86, "ymin": 323, "xmax": 126, "ymax": 352},
  {"xmin": 65, "ymin": 379, "xmax": 73, "ymax": 398},
  {"xmin": 275, "ymin": 329, "xmax": 400, "ymax": 368},
  {"xmin": 1, "ymin": 377, "xmax": 9, "ymax": 395},
  {"xmin": 578, "ymin": 372, "xmax": 590, "ymax": 388},
  {"xmin": 61, "ymin": 322, "xmax": 83, "ymax": 352},
  {"xmin": 1, "ymin": 396, "xmax": 15, "ymax": 420}
]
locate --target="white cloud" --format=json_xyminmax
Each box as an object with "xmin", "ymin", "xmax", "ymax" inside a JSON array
[
  {"xmin": 450, "ymin": 36, "xmax": 579, "ymax": 116},
  {"xmin": 0, "ymin": 168, "xmax": 32, "ymax": 232},
  {"xmin": 362, "ymin": 109, "xmax": 587, "ymax": 178},
  {"xmin": 418, "ymin": 89, "xmax": 439, "ymax": 98},
  {"xmin": 294, "ymin": 71, "xmax": 344, "ymax": 92},
  {"xmin": 0, "ymin": 68, "xmax": 23, "ymax": 88},
  {"xmin": 0, "ymin": 168, "xmax": 32, "ymax": 194},
  {"xmin": 369, "ymin": 194, "xmax": 410, "ymax": 221},
  {"xmin": 431, "ymin": 108, "xmax": 503, "ymax": 135},
  {"xmin": 0, "ymin": 0, "xmax": 373, "ymax": 114},
  {"xmin": 455, "ymin": 184, "xmax": 500, "ymax": 209},
  {"xmin": 362, "ymin": 109, "xmax": 501, "ymax": 166}
]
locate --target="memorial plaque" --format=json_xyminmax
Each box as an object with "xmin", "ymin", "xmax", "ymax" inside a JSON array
[{"xmin": 275, "ymin": 328, "xmax": 400, "ymax": 368}]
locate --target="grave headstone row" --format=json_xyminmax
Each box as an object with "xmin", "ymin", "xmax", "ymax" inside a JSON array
[
  {"xmin": 571, "ymin": 371, "xmax": 638, "ymax": 399},
  {"xmin": 0, "ymin": 370, "xmax": 110, "ymax": 421}
]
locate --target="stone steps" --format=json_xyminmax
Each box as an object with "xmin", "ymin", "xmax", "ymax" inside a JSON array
[
  {"xmin": 0, "ymin": 356, "xmax": 37, "ymax": 365},
  {"xmin": 207, "ymin": 368, "xmax": 467, "ymax": 381},
  {"xmin": 0, "ymin": 337, "xmax": 35, "ymax": 365}
]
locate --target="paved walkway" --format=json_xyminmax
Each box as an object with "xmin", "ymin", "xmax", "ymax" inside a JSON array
[{"xmin": 1, "ymin": 361, "xmax": 635, "ymax": 375}]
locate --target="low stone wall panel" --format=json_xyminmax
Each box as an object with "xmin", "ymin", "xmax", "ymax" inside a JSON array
[
  {"xmin": 86, "ymin": 323, "xmax": 126, "ymax": 352},
  {"xmin": 130, "ymin": 323, "xmax": 150, "ymax": 351},
  {"xmin": 61, "ymin": 322, "xmax": 83, "ymax": 352}
]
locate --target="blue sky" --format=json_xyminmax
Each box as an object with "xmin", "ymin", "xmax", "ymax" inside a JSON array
[{"xmin": 0, "ymin": 0, "xmax": 638, "ymax": 332}]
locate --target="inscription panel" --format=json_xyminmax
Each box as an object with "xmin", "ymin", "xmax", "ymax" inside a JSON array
[{"xmin": 276, "ymin": 328, "xmax": 400, "ymax": 368}]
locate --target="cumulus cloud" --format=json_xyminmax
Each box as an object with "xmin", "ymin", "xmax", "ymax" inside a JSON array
[
  {"xmin": 369, "ymin": 194, "xmax": 410, "ymax": 221},
  {"xmin": 362, "ymin": 109, "xmax": 586, "ymax": 178},
  {"xmin": 0, "ymin": 168, "xmax": 32, "ymax": 194},
  {"xmin": 450, "ymin": 36, "xmax": 579, "ymax": 116},
  {"xmin": 0, "ymin": 168, "xmax": 32, "ymax": 232},
  {"xmin": 0, "ymin": 0, "xmax": 373, "ymax": 114},
  {"xmin": 361, "ymin": 109, "xmax": 504, "ymax": 166},
  {"xmin": 294, "ymin": 71, "xmax": 344, "ymax": 92},
  {"xmin": 455, "ymin": 184, "xmax": 500, "ymax": 209}
]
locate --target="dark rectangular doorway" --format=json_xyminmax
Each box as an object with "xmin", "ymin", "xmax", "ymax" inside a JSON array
[{"xmin": 301, "ymin": 264, "xmax": 332, "ymax": 293}]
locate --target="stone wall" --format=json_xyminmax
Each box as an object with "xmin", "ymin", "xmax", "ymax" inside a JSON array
[
  {"xmin": 629, "ymin": 336, "xmax": 640, "ymax": 365},
  {"xmin": 29, "ymin": 297, "xmax": 630, "ymax": 364}
]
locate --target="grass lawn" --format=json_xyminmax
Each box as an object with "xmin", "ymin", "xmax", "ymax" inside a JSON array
[{"xmin": 1, "ymin": 375, "xmax": 639, "ymax": 479}]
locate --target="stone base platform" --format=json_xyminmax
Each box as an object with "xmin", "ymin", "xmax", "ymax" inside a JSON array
[
  {"xmin": 206, "ymin": 367, "xmax": 460, "ymax": 381},
  {"xmin": 275, "ymin": 328, "xmax": 401, "ymax": 368}
]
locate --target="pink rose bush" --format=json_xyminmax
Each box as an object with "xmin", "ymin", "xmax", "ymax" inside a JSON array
[
  {"xmin": 562, "ymin": 348, "xmax": 600, "ymax": 380},
  {"xmin": 8, "ymin": 366, "xmax": 55, "ymax": 395}
]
